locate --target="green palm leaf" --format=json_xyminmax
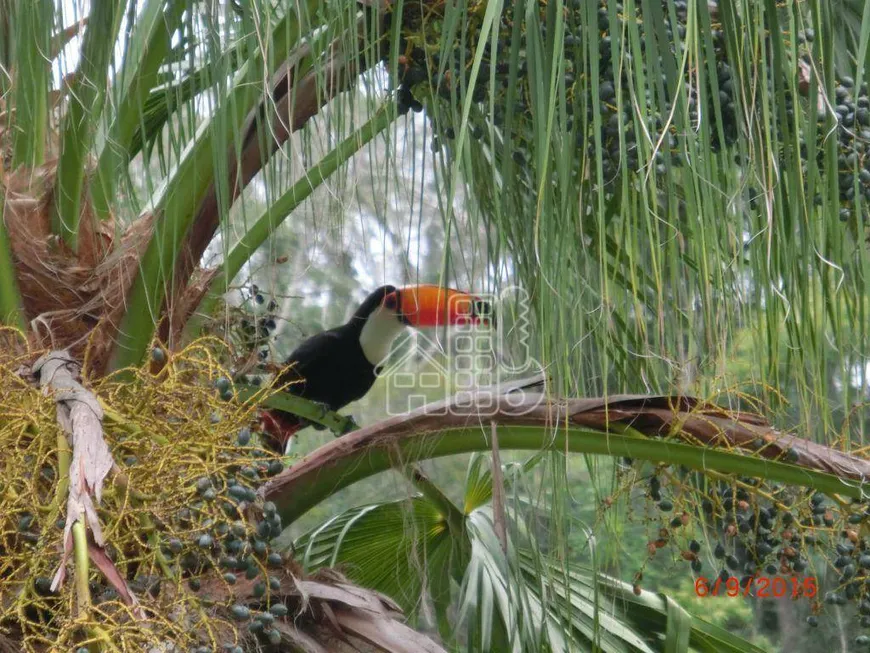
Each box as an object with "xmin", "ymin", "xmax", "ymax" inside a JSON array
[{"xmin": 294, "ymin": 453, "xmax": 765, "ymax": 653}]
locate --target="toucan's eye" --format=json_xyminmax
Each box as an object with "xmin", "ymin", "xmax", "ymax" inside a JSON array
[{"xmin": 383, "ymin": 292, "xmax": 398, "ymax": 310}]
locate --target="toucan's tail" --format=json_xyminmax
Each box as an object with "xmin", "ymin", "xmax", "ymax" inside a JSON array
[{"xmin": 258, "ymin": 410, "xmax": 301, "ymax": 454}]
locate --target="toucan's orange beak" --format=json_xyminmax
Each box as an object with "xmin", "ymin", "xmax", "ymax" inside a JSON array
[{"xmin": 391, "ymin": 285, "xmax": 493, "ymax": 328}]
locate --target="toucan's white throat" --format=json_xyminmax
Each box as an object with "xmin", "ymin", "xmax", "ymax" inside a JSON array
[{"xmin": 359, "ymin": 305, "xmax": 406, "ymax": 366}]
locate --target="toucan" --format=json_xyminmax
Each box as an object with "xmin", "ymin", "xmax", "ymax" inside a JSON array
[{"xmin": 259, "ymin": 284, "xmax": 491, "ymax": 452}]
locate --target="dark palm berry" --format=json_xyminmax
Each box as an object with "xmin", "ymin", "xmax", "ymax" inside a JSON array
[
  {"xmin": 231, "ymin": 605, "xmax": 251, "ymax": 621},
  {"xmin": 836, "ymin": 542, "xmax": 854, "ymax": 555},
  {"xmin": 726, "ymin": 554, "xmax": 740, "ymax": 570},
  {"xmin": 657, "ymin": 499, "xmax": 674, "ymax": 512},
  {"xmin": 229, "ymin": 486, "xmax": 249, "ymax": 501},
  {"xmin": 34, "ymin": 577, "xmax": 53, "ymax": 595},
  {"xmin": 266, "ymin": 629, "xmax": 282, "ymax": 645},
  {"xmin": 220, "ymin": 556, "xmax": 239, "ymax": 569},
  {"xmin": 257, "ymin": 611, "xmax": 276, "ymax": 625},
  {"xmin": 689, "ymin": 540, "xmax": 701, "ymax": 554},
  {"xmin": 806, "ymin": 615, "xmax": 818, "ymax": 627},
  {"xmin": 714, "ymin": 542, "xmax": 726, "ymax": 559},
  {"xmin": 270, "ymin": 603, "xmax": 289, "ymax": 617}
]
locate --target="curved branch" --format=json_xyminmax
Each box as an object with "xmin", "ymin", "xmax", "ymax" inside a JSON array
[{"xmin": 263, "ymin": 392, "xmax": 870, "ymax": 526}]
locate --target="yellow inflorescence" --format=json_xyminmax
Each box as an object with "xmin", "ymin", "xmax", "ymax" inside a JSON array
[{"xmin": 0, "ymin": 331, "xmax": 286, "ymax": 652}]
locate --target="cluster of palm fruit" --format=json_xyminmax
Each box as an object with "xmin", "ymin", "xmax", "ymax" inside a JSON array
[
  {"xmin": 819, "ymin": 73, "xmax": 870, "ymax": 222},
  {"xmin": 169, "ymin": 466, "xmax": 291, "ymax": 649},
  {"xmin": 224, "ymin": 283, "xmax": 280, "ymax": 373},
  {"xmin": 628, "ymin": 464, "xmax": 870, "ymax": 635},
  {"xmin": 387, "ymin": 0, "xmax": 870, "ymax": 224},
  {"xmin": 0, "ymin": 342, "xmax": 305, "ymax": 651},
  {"xmin": 386, "ymin": 0, "xmax": 739, "ymax": 180},
  {"xmin": 22, "ymin": 424, "xmax": 290, "ymax": 651}
]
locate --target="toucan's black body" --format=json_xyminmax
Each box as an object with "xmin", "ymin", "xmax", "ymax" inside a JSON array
[
  {"xmin": 260, "ymin": 286, "xmax": 396, "ymax": 449},
  {"xmin": 277, "ymin": 327, "xmax": 379, "ymax": 411}
]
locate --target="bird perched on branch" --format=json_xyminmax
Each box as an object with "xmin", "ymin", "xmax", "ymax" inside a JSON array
[{"xmin": 259, "ymin": 284, "xmax": 492, "ymax": 452}]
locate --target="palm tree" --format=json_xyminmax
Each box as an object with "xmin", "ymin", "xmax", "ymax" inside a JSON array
[{"xmin": 1, "ymin": 0, "xmax": 869, "ymax": 650}]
